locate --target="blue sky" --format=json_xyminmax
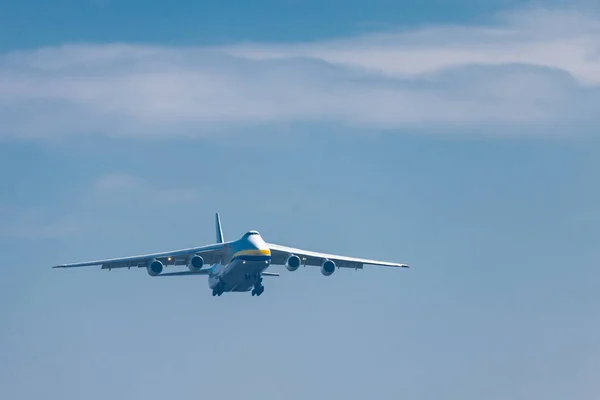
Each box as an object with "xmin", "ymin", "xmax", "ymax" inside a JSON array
[
  {"xmin": 1, "ymin": 1, "xmax": 600, "ymax": 399},
  {"xmin": 0, "ymin": 0, "xmax": 537, "ymax": 50}
]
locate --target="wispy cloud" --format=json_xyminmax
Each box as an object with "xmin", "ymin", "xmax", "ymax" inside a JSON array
[
  {"xmin": 91, "ymin": 172, "xmax": 141, "ymax": 195},
  {"xmin": 1, "ymin": 6, "xmax": 599, "ymax": 139},
  {"xmin": 0, "ymin": 173, "xmax": 201, "ymax": 239},
  {"xmin": 222, "ymin": 8, "xmax": 600, "ymax": 85},
  {"xmin": 564, "ymin": 209, "xmax": 600, "ymax": 226},
  {"xmin": 0, "ymin": 206, "xmax": 80, "ymax": 239},
  {"xmin": 88, "ymin": 172, "xmax": 200, "ymax": 207}
]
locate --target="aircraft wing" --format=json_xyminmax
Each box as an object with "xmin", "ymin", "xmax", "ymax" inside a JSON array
[
  {"xmin": 266, "ymin": 243, "xmax": 409, "ymax": 270},
  {"xmin": 52, "ymin": 242, "xmax": 227, "ymax": 270}
]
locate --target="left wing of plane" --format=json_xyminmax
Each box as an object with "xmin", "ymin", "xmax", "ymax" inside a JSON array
[
  {"xmin": 52, "ymin": 242, "xmax": 227, "ymax": 271},
  {"xmin": 266, "ymin": 242, "xmax": 409, "ymax": 270}
]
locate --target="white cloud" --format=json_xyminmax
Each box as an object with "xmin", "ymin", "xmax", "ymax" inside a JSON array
[
  {"xmin": 221, "ymin": 8, "xmax": 600, "ymax": 85},
  {"xmin": 0, "ymin": 6, "xmax": 599, "ymax": 139}
]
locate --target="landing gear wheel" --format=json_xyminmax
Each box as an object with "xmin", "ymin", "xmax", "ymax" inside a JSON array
[
  {"xmin": 252, "ymin": 285, "xmax": 264, "ymax": 296},
  {"xmin": 213, "ymin": 282, "xmax": 225, "ymax": 297}
]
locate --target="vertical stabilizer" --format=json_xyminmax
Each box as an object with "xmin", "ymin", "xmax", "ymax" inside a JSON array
[{"xmin": 215, "ymin": 213, "xmax": 224, "ymax": 243}]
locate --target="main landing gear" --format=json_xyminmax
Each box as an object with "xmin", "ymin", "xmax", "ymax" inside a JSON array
[
  {"xmin": 251, "ymin": 285, "xmax": 264, "ymax": 296},
  {"xmin": 251, "ymin": 277, "xmax": 264, "ymax": 297},
  {"xmin": 212, "ymin": 282, "xmax": 225, "ymax": 296}
]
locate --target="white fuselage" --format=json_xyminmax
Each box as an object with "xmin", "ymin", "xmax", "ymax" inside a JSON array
[{"xmin": 207, "ymin": 231, "xmax": 271, "ymax": 292}]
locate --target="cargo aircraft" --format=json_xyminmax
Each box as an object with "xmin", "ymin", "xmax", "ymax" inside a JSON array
[{"xmin": 53, "ymin": 213, "xmax": 409, "ymax": 296}]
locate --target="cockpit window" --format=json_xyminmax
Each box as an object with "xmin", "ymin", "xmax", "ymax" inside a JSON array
[{"xmin": 243, "ymin": 231, "xmax": 259, "ymax": 237}]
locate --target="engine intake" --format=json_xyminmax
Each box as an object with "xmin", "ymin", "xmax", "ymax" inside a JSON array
[
  {"xmin": 321, "ymin": 259, "xmax": 335, "ymax": 276},
  {"xmin": 285, "ymin": 254, "xmax": 301, "ymax": 272},
  {"xmin": 188, "ymin": 255, "xmax": 204, "ymax": 273},
  {"xmin": 147, "ymin": 259, "xmax": 163, "ymax": 276}
]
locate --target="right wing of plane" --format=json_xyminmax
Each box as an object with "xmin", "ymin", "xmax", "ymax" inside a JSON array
[
  {"xmin": 266, "ymin": 242, "xmax": 409, "ymax": 270},
  {"xmin": 52, "ymin": 242, "xmax": 228, "ymax": 271}
]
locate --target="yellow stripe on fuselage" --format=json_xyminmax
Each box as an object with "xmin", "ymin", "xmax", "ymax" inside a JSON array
[{"xmin": 232, "ymin": 248, "xmax": 271, "ymax": 258}]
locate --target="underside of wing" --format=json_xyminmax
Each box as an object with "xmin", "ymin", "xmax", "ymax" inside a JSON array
[
  {"xmin": 155, "ymin": 270, "xmax": 212, "ymax": 277},
  {"xmin": 156, "ymin": 270, "xmax": 279, "ymax": 277},
  {"xmin": 266, "ymin": 242, "xmax": 409, "ymax": 270},
  {"xmin": 52, "ymin": 242, "xmax": 228, "ymax": 272}
]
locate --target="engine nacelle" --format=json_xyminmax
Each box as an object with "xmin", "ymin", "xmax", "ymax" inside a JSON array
[
  {"xmin": 321, "ymin": 259, "xmax": 335, "ymax": 276},
  {"xmin": 285, "ymin": 254, "xmax": 301, "ymax": 272},
  {"xmin": 147, "ymin": 259, "xmax": 163, "ymax": 276},
  {"xmin": 188, "ymin": 255, "xmax": 204, "ymax": 273}
]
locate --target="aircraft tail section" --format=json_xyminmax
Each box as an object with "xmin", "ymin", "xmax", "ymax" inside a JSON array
[{"xmin": 215, "ymin": 212, "xmax": 224, "ymax": 244}]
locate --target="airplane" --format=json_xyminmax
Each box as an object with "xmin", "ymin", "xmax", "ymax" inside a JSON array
[{"xmin": 53, "ymin": 213, "xmax": 409, "ymax": 296}]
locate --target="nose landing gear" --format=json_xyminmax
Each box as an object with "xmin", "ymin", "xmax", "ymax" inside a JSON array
[{"xmin": 251, "ymin": 276, "xmax": 264, "ymax": 296}]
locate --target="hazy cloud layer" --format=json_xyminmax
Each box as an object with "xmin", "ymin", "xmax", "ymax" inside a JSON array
[
  {"xmin": 1, "ymin": 6, "xmax": 599, "ymax": 139},
  {"xmin": 0, "ymin": 173, "xmax": 201, "ymax": 239},
  {"xmin": 0, "ymin": 205, "xmax": 80, "ymax": 239},
  {"xmin": 88, "ymin": 172, "xmax": 201, "ymax": 207}
]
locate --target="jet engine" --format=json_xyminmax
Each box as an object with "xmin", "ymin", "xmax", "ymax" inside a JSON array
[
  {"xmin": 321, "ymin": 259, "xmax": 335, "ymax": 276},
  {"xmin": 188, "ymin": 255, "xmax": 204, "ymax": 273},
  {"xmin": 285, "ymin": 254, "xmax": 301, "ymax": 272},
  {"xmin": 147, "ymin": 259, "xmax": 163, "ymax": 276}
]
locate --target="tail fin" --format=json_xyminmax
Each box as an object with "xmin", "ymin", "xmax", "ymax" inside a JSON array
[{"xmin": 215, "ymin": 213, "xmax": 224, "ymax": 243}]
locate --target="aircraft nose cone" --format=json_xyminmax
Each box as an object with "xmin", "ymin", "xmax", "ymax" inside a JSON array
[{"xmin": 244, "ymin": 231, "xmax": 269, "ymax": 251}]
